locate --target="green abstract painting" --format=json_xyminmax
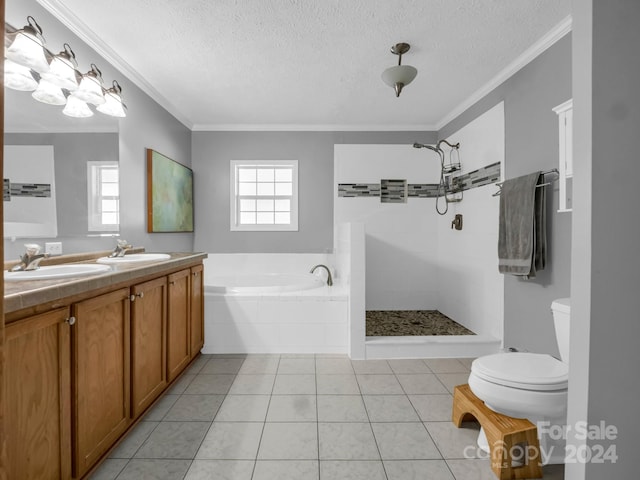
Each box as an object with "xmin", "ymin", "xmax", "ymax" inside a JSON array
[{"xmin": 146, "ymin": 149, "xmax": 194, "ymax": 232}]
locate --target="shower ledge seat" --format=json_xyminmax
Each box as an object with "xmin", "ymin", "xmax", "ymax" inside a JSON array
[{"xmin": 452, "ymin": 384, "xmax": 543, "ymax": 480}]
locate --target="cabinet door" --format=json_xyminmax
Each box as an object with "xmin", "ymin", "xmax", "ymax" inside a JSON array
[
  {"xmin": 190, "ymin": 264, "xmax": 204, "ymax": 357},
  {"xmin": 5, "ymin": 308, "xmax": 72, "ymax": 480},
  {"xmin": 167, "ymin": 269, "xmax": 191, "ymax": 381},
  {"xmin": 131, "ymin": 276, "xmax": 167, "ymax": 417},
  {"xmin": 72, "ymin": 288, "xmax": 131, "ymax": 478}
]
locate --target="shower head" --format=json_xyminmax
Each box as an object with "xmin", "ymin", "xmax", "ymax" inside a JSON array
[{"xmin": 413, "ymin": 142, "xmax": 439, "ymax": 152}]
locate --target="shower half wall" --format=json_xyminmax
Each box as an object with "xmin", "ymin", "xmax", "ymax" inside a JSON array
[{"xmin": 333, "ymin": 102, "xmax": 505, "ymax": 343}]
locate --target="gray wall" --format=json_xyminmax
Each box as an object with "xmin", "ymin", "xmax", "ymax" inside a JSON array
[
  {"xmin": 117, "ymin": 81, "xmax": 192, "ymax": 253},
  {"xmin": 439, "ymin": 35, "xmax": 572, "ymax": 356},
  {"xmin": 4, "ymin": 132, "xmax": 118, "ymax": 259},
  {"xmin": 192, "ymin": 131, "xmax": 434, "ymax": 253},
  {"xmin": 568, "ymin": 1, "xmax": 640, "ymax": 478}
]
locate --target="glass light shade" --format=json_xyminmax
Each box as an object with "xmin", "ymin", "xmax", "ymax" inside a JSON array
[
  {"xmin": 32, "ymin": 78, "xmax": 67, "ymax": 105},
  {"xmin": 63, "ymin": 95, "xmax": 94, "ymax": 118},
  {"xmin": 6, "ymin": 29, "xmax": 50, "ymax": 74},
  {"xmin": 40, "ymin": 53, "xmax": 78, "ymax": 91},
  {"xmin": 73, "ymin": 73, "xmax": 105, "ymax": 105},
  {"xmin": 381, "ymin": 65, "xmax": 418, "ymax": 96},
  {"xmin": 96, "ymin": 90, "xmax": 127, "ymax": 117},
  {"xmin": 4, "ymin": 59, "xmax": 38, "ymax": 91}
]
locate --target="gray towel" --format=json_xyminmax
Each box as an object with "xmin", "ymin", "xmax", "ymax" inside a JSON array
[{"xmin": 498, "ymin": 172, "xmax": 546, "ymax": 278}]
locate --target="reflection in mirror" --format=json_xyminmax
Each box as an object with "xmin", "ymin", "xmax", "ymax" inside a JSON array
[{"xmin": 4, "ymin": 0, "xmax": 121, "ymax": 261}]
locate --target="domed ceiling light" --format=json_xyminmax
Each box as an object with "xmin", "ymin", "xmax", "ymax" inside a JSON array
[{"xmin": 381, "ymin": 42, "xmax": 418, "ymax": 97}]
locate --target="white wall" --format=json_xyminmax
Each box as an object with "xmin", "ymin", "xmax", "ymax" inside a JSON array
[
  {"xmin": 436, "ymin": 103, "xmax": 505, "ymax": 340},
  {"xmin": 334, "ymin": 144, "xmax": 441, "ymax": 310}
]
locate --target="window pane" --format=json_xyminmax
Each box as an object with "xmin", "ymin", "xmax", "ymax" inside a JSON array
[
  {"xmin": 274, "ymin": 199, "xmax": 290, "ymax": 211},
  {"xmin": 257, "ymin": 199, "xmax": 274, "ymax": 211},
  {"xmin": 240, "ymin": 199, "xmax": 256, "ymax": 211},
  {"xmin": 102, "ymin": 212, "xmax": 119, "ymax": 224},
  {"xmin": 101, "ymin": 169, "xmax": 118, "ymax": 183},
  {"xmin": 275, "ymin": 183, "xmax": 292, "ymax": 196},
  {"xmin": 256, "ymin": 212, "xmax": 274, "ymax": 224},
  {"xmin": 257, "ymin": 182, "xmax": 275, "ymax": 196},
  {"xmin": 274, "ymin": 212, "xmax": 290, "ymax": 224},
  {"xmin": 240, "ymin": 212, "xmax": 256, "ymax": 224},
  {"xmin": 102, "ymin": 199, "xmax": 118, "ymax": 212},
  {"xmin": 257, "ymin": 168, "xmax": 275, "ymax": 182},
  {"xmin": 238, "ymin": 168, "xmax": 256, "ymax": 182},
  {"xmin": 275, "ymin": 168, "xmax": 292, "ymax": 182},
  {"xmin": 102, "ymin": 183, "xmax": 119, "ymax": 196},
  {"xmin": 239, "ymin": 182, "xmax": 257, "ymax": 195}
]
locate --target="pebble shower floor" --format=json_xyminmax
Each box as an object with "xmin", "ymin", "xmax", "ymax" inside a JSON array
[{"xmin": 366, "ymin": 310, "xmax": 475, "ymax": 337}]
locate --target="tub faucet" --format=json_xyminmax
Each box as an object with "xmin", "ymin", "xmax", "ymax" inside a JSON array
[
  {"xmin": 310, "ymin": 264, "xmax": 333, "ymax": 286},
  {"xmin": 109, "ymin": 239, "xmax": 132, "ymax": 258},
  {"xmin": 10, "ymin": 244, "xmax": 50, "ymax": 271}
]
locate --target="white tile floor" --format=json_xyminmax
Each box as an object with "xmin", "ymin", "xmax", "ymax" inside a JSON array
[{"xmin": 89, "ymin": 354, "xmax": 564, "ymax": 480}]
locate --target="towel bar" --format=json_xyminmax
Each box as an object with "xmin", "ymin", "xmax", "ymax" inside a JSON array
[{"xmin": 492, "ymin": 169, "xmax": 558, "ymax": 197}]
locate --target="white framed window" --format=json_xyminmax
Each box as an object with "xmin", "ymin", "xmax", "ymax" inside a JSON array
[
  {"xmin": 87, "ymin": 161, "xmax": 119, "ymax": 232},
  {"xmin": 230, "ymin": 160, "xmax": 298, "ymax": 231}
]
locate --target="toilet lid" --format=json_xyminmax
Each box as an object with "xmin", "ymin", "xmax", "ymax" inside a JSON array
[{"xmin": 472, "ymin": 352, "xmax": 568, "ymax": 391}]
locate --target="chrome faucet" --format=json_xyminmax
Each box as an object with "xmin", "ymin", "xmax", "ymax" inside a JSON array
[
  {"xmin": 310, "ymin": 264, "xmax": 333, "ymax": 286},
  {"xmin": 109, "ymin": 239, "xmax": 132, "ymax": 258},
  {"xmin": 10, "ymin": 244, "xmax": 50, "ymax": 271}
]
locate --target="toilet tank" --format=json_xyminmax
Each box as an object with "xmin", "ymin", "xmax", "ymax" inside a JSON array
[{"xmin": 552, "ymin": 298, "xmax": 571, "ymax": 363}]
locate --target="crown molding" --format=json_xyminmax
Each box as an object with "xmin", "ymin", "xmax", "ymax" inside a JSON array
[
  {"xmin": 191, "ymin": 123, "xmax": 436, "ymax": 132},
  {"xmin": 435, "ymin": 15, "xmax": 572, "ymax": 131}
]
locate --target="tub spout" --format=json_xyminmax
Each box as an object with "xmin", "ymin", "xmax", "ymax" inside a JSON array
[{"xmin": 310, "ymin": 264, "xmax": 333, "ymax": 286}]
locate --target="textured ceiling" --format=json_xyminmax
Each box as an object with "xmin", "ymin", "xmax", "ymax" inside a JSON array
[{"xmin": 33, "ymin": 0, "xmax": 570, "ymax": 130}]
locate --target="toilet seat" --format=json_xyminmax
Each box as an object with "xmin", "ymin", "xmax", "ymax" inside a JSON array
[{"xmin": 472, "ymin": 352, "xmax": 568, "ymax": 391}]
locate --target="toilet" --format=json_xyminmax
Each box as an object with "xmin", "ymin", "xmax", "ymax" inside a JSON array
[{"xmin": 468, "ymin": 298, "xmax": 570, "ymax": 465}]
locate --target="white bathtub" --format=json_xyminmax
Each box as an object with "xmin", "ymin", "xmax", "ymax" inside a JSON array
[
  {"xmin": 206, "ymin": 273, "xmax": 325, "ymax": 294},
  {"xmin": 203, "ymin": 265, "xmax": 349, "ymax": 354}
]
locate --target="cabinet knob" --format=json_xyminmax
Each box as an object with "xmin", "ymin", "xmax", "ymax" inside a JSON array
[
  {"xmin": 129, "ymin": 292, "xmax": 144, "ymax": 302},
  {"xmin": 193, "ymin": 272, "xmax": 198, "ymax": 277},
  {"xmin": 66, "ymin": 316, "xmax": 76, "ymax": 325}
]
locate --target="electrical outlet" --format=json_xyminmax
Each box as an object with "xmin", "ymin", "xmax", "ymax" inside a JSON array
[{"xmin": 45, "ymin": 242, "xmax": 63, "ymax": 256}]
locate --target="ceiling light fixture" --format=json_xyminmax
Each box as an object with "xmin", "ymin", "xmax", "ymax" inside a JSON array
[
  {"xmin": 4, "ymin": 17, "xmax": 128, "ymax": 118},
  {"xmin": 381, "ymin": 42, "xmax": 418, "ymax": 97}
]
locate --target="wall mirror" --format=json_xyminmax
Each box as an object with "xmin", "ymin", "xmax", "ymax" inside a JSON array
[{"xmin": 4, "ymin": 0, "xmax": 121, "ymax": 258}]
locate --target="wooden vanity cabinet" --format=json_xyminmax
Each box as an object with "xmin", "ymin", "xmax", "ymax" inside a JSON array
[
  {"xmin": 72, "ymin": 288, "xmax": 131, "ymax": 479},
  {"xmin": 130, "ymin": 276, "xmax": 167, "ymax": 418},
  {"xmin": 4, "ymin": 257, "xmax": 206, "ymax": 479},
  {"xmin": 4, "ymin": 308, "xmax": 72, "ymax": 480},
  {"xmin": 167, "ymin": 269, "xmax": 191, "ymax": 382},
  {"xmin": 190, "ymin": 264, "xmax": 204, "ymax": 357}
]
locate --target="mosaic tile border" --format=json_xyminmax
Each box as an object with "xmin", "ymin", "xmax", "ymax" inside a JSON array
[
  {"xmin": 338, "ymin": 161, "xmax": 501, "ymax": 199},
  {"xmin": 3, "ymin": 180, "xmax": 52, "ymax": 201}
]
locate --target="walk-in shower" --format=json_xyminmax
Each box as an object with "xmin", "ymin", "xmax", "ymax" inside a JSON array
[{"xmin": 413, "ymin": 139, "xmax": 461, "ymax": 215}]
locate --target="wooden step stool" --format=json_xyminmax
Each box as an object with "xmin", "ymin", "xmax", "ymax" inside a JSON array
[{"xmin": 452, "ymin": 384, "xmax": 543, "ymax": 479}]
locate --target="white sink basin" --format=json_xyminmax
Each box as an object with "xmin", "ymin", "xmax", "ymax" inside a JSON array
[
  {"xmin": 4, "ymin": 264, "xmax": 111, "ymax": 281},
  {"xmin": 96, "ymin": 253, "xmax": 171, "ymax": 264}
]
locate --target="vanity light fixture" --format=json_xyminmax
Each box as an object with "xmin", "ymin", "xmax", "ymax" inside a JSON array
[
  {"xmin": 63, "ymin": 95, "xmax": 94, "ymax": 118},
  {"xmin": 4, "ymin": 17, "xmax": 128, "ymax": 118},
  {"xmin": 381, "ymin": 42, "xmax": 418, "ymax": 97},
  {"xmin": 73, "ymin": 64, "xmax": 106, "ymax": 105},
  {"xmin": 32, "ymin": 78, "xmax": 67, "ymax": 105},
  {"xmin": 4, "ymin": 58, "xmax": 39, "ymax": 91},
  {"xmin": 5, "ymin": 16, "xmax": 50, "ymax": 73},
  {"xmin": 40, "ymin": 43, "xmax": 79, "ymax": 91},
  {"xmin": 96, "ymin": 81, "xmax": 127, "ymax": 118}
]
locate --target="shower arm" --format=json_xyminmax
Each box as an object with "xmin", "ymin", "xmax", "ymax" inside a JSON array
[{"xmin": 412, "ymin": 139, "xmax": 459, "ymax": 154}]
